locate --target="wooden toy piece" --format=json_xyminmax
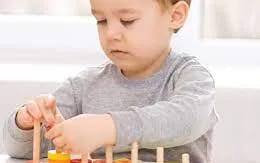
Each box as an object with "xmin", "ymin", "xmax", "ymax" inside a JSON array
[
  {"xmin": 106, "ymin": 145, "xmax": 113, "ymax": 163},
  {"xmin": 181, "ymin": 153, "xmax": 190, "ymax": 163},
  {"xmin": 33, "ymin": 120, "xmax": 41, "ymax": 163},
  {"xmin": 71, "ymin": 159, "xmax": 92, "ymax": 163},
  {"xmin": 81, "ymin": 153, "xmax": 89, "ymax": 163},
  {"xmin": 48, "ymin": 150, "xmax": 70, "ymax": 163},
  {"xmin": 70, "ymin": 154, "xmax": 92, "ymax": 163},
  {"xmin": 131, "ymin": 142, "xmax": 138, "ymax": 163},
  {"xmin": 113, "ymin": 158, "xmax": 131, "ymax": 163},
  {"xmin": 156, "ymin": 147, "xmax": 164, "ymax": 163},
  {"xmin": 71, "ymin": 159, "xmax": 82, "ymax": 163},
  {"xmin": 93, "ymin": 160, "xmax": 106, "ymax": 163}
]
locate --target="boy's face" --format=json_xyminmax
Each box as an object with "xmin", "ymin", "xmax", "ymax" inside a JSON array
[{"xmin": 90, "ymin": 0, "xmax": 172, "ymax": 75}]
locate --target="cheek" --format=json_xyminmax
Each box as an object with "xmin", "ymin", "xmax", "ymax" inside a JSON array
[
  {"xmin": 133, "ymin": 20, "xmax": 169, "ymax": 48},
  {"xmin": 97, "ymin": 28, "xmax": 107, "ymax": 51},
  {"xmin": 131, "ymin": 29, "xmax": 168, "ymax": 56}
]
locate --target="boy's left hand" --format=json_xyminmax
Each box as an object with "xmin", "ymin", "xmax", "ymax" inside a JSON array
[{"xmin": 45, "ymin": 114, "xmax": 116, "ymax": 154}]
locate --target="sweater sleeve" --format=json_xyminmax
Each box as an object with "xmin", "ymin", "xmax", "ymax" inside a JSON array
[
  {"xmin": 108, "ymin": 60, "xmax": 218, "ymax": 149},
  {"xmin": 2, "ymin": 77, "xmax": 81, "ymax": 159}
]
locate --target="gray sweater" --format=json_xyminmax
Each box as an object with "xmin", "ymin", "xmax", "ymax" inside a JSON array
[{"xmin": 3, "ymin": 51, "xmax": 218, "ymax": 163}]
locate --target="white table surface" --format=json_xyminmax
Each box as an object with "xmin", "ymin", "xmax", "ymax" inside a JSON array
[
  {"xmin": 0, "ymin": 154, "xmax": 154, "ymax": 163},
  {"xmin": 0, "ymin": 154, "xmax": 47, "ymax": 163}
]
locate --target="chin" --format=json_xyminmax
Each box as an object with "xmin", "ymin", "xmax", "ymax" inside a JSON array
[{"xmin": 114, "ymin": 61, "xmax": 137, "ymax": 72}]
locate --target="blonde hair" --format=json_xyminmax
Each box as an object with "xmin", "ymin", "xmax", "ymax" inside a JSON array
[{"xmin": 158, "ymin": 0, "xmax": 191, "ymax": 7}]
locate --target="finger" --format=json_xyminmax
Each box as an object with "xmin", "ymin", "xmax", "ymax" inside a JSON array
[
  {"xmin": 45, "ymin": 94, "xmax": 57, "ymax": 113},
  {"xmin": 55, "ymin": 114, "xmax": 65, "ymax": 124},
  {"xmin": 26, "ymin": 101, "xmax": 42, "ymax": 120},
  {"xmin": 22, "ymin": 108, "xmax": 34, "ymax": 123},
  {"xmin": 45, "ymin": 125, "xmax": 62, "ymax": 140},
  {"xmin": 43, "ymin": 114, "xmax": 63, "ymax": 131},
  {"xmin": 52, "ymin": 137, "xmax": 66, "ymax": 148},
  {"xmin": 43, "ymin": 95, "xmax": 58, "ymax": 124},
  {"xmin": 45, "ymin": 125, "xmax": 52, "ymax": 132},
  {"xmin": 62, "ymin": 144, "xmax": 73, "ymax": 153},
  {"xmin": 56, "ymin": 147, "xmax": 63, "ymax": 153},
  {"xmin": 36, "ymin": 96, "xmax": 55, "ymax": 126},
  {"xmin": 56, "ymin": 145, "xmax": 70, "ymax": 154},
  {"xmin": 44, "ymin": 114, "xmax": 64, "ymax": 131}
]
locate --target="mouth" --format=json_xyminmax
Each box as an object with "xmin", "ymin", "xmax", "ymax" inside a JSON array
[{"xmin": 109, "ymin": 50, "xmax": 129, "ymax": 57}]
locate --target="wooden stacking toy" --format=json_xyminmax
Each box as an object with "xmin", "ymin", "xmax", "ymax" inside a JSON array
[{"xmin": 33, "ymin": 121, "xmax": 190, "ymax": 163}]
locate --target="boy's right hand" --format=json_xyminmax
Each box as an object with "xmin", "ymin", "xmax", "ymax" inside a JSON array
[{"xmin": 15, "ymin": 94, "xmax": 60, "ymax": 130}]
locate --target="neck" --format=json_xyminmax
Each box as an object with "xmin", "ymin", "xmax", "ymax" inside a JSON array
[{"xmin": 122, "ymin": 47, "xmax": 171, "ymax": 80}]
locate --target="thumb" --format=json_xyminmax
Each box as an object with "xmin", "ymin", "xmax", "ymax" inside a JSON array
[{"xmin": 45, "ymin": 114, "xmax": 64, "ymax": 131}]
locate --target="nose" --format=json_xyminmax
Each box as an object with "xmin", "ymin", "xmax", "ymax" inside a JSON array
[{"xmin": 106, "ymin": 22, "xmax": 123, "ymax": 41}]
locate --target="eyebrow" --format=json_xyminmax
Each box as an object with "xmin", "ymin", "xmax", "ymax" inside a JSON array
[{"xmin": 91, "ymin": 8, "xmax": 140, "ymax": 15}]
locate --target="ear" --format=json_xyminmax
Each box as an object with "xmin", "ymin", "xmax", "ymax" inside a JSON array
[{"xmin": 168, "ymin": 1, "xmax": 189, "ymax": 31}]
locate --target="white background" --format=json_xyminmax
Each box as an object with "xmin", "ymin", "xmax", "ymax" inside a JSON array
[{"xmin": 0, "ymin": 1, "xmax": 259, "ymax": 163}]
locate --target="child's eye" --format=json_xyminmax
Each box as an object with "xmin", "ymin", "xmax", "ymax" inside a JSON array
[
  {"xmin": 97, "ymin": 19, "xmax": 107, "ymax": 25},
  {"xmin": 120, "ymin": 19, "xmax": 136, "ymax": 26}
]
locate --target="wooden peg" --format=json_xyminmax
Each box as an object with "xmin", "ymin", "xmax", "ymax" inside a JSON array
[
  {"xmin": 106, "ymin": 145, "xmax": 113, "ymax": 163},
  {"xmin": 156, "ymin": 147, "xmax": 164, "ymax": 163},
  {"xmin": 82, "ymin": 153, "xmax": 89, "ymax": 163},
  {"xmin": 131, "ymin": 142, "xmax": 138, "ymax": 163},
  {"xmin": 33, "ymin": 120, "xmax": 41, "ymax": 163},
  {"xmin": 182, "ymin": 153, "xmax": 190, "ymax": 163}
]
